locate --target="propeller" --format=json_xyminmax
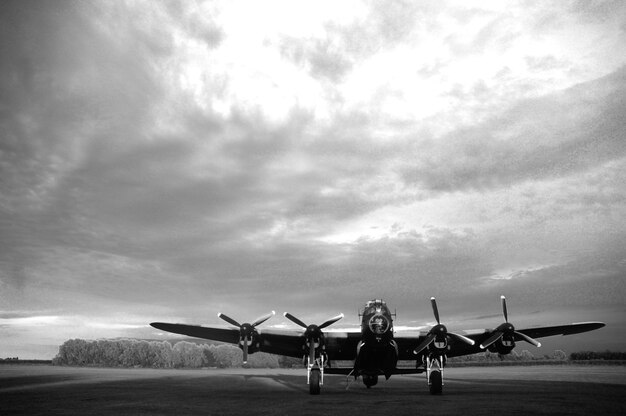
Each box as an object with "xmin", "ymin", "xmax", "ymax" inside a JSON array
[
  {"xmin": 479, "ymin": 296, "xmax": 541, "ymax": 349},
  {"xmin": 283, "ymin": 312, "xmax": 344, "ymax": 364},
  {"xmin": 217, "ymin": 311, "xmax": 275, "ymax": 364},
  {"xmin": 414, "ymin": 297, "xmax": 475, "ymax": 355}
]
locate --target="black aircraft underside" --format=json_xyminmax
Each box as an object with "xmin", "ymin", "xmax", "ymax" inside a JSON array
[{"xmin": 150, "ymin": 297, "xmax": 605, "ymax": 395}]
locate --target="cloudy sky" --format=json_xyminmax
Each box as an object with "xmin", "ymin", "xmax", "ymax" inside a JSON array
[{"xmin": 1, "ymin": 0, "xmax": 625, "ymax": 359}]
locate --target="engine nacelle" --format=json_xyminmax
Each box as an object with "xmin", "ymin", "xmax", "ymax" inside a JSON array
[
  {"xmin": 430, "ymin": 336, "xmax": 448, "ymax": 351},
  {"xmin": 487, "ymin": 337, "xmax": 515, "ymax": 355},
  {"xmin": 238, "ymin": 327, "xmax": 262, "ymax": 354}
]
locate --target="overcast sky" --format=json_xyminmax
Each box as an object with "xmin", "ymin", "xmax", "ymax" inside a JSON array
[{"xmin": 1, "ymin": 0, "xmax": 625, "ymax": 359}]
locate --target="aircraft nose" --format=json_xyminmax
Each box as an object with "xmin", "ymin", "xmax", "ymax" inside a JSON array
[{"xmin": 368, "ymin": 313, "xmax": 390, "ymax": 335}]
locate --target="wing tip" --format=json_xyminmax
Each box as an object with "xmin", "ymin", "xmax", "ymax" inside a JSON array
[{"xmin": 571, "ymin": 321, "xmax": 605, "ymax": 327}]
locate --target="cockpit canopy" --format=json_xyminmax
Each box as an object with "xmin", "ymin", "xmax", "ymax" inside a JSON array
[
  {"xmin": 364, "ymin": 299, "xmax": 388, "ymax": 315},
  {"xmin": 365, "ymin": 299, "xmax": 386, "ymax": 307}
]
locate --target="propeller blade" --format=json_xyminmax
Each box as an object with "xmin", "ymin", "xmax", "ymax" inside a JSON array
[
  {"xmin": 430, "ymin": 297, "xmax": 441, "ymax": 324},
  {"xmin": 242, "ymin": 335, "xmax": 249, "ymax": 364},
  {"xmin": 217, "ymin": 313, "xmax": 241, "ymax": 328},
  {"xmin": 449, "ymin": 332, "xmax": 475, "ymax": 346},
  {"xmin": 515, "ymin": 331, "xmax": 541, "ymax": 347},
  {"xmin": 283, "ymin": 312, "xmax": 308, "ymax": 329},
  {"xmin": 252, "ymin": 311, "xmax": 275, "ymax": 327},
  {"xmin": 480, "ymin": 330, "xmax": 504, "ymax": 349},
  {"xmin": 501, "ymin": 295, "xmax": 508, "ymax": 323},
  {"xmin": 309, "ymin": 340, "xmax": 316, "ymax": 364},
  {"xmin": 413, "ymin": 333, "xmax": 436, "ymax": 355},
  {"xmin": 319, "ymin": 313, "xmax": 344, "ymax": 329}
]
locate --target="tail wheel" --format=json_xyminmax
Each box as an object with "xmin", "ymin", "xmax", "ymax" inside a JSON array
[
  {"xmin": 429, "ymin": 370, "xmax": 442, "ymax": 395},
  {"xmin": 309, "ymin": 368, "xmax": 321, "ymax": 395},
  {"xmin": 363, "ymin": 374, "xmax": 378, "ymax": 388}
]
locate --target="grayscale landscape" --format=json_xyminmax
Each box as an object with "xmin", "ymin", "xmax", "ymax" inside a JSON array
[{"xmin": 2, "ymin": 1, "xmax": 626, "ymax": 414}]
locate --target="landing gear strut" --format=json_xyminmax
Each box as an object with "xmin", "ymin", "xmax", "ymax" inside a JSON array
[
  {"xmin": 307, "ymin": 353, "xmax": 325, "ymax": 395},
  {"xmin": 426, "ymin": 355, "xmax": 444, "ymax": 395}
]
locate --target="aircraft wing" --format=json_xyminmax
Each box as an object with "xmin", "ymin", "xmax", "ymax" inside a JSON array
[
  {"xmin": 258, "ymin": 329, "xmax": 362, "ymax": 359},
  {"xmin": 150, "ymin": 322, "xmax": 363, "ymax": 359},
  {"xmin": 394, "ymin": 321, "xmax": 605, "ymax": 359},
  {"xmin": 152, "ymin": 321, "xmax": 604, "ymax": 361},
  {"xmin": 514, "ymin": 321, "xmax": 606, "ymax": 339},
  {"xmin": 151, "ymin": 322, "xmax": 241, "ymax": 344}
]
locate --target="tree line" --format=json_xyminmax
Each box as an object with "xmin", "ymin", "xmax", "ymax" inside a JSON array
[
  {"xmin": 448, "ymin": 349, "xmax": 626, "ymax": 364},
  {"xmin": 447, "ymin": 349, "xmax": 568, "ymax": 363},
  {"xmin": 569, "ymin": 351, "xmax": 626, "ymax": 360},
  {"xmin": 52, "ymin": 339, "xmax": 300, "ymax": 368}
]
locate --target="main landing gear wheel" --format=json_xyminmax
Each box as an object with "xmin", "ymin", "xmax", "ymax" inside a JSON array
[
  {"xmin": 309, "ymin": 368, "xmax": 321, "ymax": 395},
  {"xmin": 429, "ymin": 370, "xmax": 442, "ymax": 395}
]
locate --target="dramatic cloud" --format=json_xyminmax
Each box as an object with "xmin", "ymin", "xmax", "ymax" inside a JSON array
[
  {"xmin": 400, "ymin": 67, "xmax": 626, "ymax": 192},
  {"xmin": 1, "ymin": 0, "xmax": 624, "ymax": 358}
]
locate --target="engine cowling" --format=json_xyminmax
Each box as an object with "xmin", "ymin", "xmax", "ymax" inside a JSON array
[
  {"xmin": 238, "ymin": 323, "xmax": 262, "ymax": 354},
  {"xmin": 284, "ymin": 312, "xmax": 344, "ymax": 365},
  {"xmin": 217, "ymin": 311, "xmax": 275, "ymax": 364},
  {"xmin": 479, "ymin": 297, "xmax": 541, "ymax": 354},
  {"xmin": 413, "ymin": 298, "xmax": 475, "ymax": 356},
  {"xmin": 487, "ymin": 336, "xmax": 515, "ymax": 355}
]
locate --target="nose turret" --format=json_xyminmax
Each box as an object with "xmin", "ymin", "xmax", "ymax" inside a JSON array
[
  {"xmin": 361, "ymin": 299, "xmax": 393, "ymax": 339},
  {"xmin": 368, "ymin": 313, "xmax": 390, "ymax": 334}
]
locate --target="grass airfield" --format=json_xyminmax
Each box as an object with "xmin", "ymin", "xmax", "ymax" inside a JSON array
[{"xmin": 1, "ymin": 365, "xmax": 625, "ymax": 415}]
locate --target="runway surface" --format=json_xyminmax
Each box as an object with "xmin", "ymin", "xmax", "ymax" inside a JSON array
[{"xmin": 1, "ymin": 365, "xmax": 625, "ymax": 415}]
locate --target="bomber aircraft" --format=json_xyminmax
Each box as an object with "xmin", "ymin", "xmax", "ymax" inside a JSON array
[{"xmin": 150, "ymin": 296, "xmax": 605, "ymax": 395}]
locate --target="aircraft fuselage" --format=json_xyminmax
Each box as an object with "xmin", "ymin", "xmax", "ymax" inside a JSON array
[{"xmin": 355, "ymin": 299, "xmax": 398, "ymax": 380}]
